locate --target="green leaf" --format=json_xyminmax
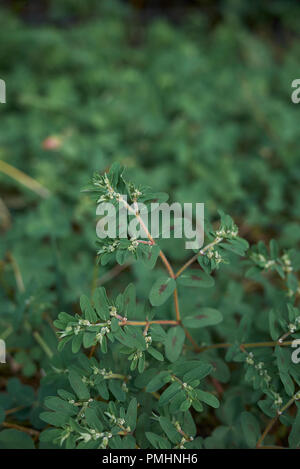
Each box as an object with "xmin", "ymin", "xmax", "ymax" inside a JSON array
[
  {"xmin": 196, "ymin": 390, "xmax": 220, "ymax": 408},
  {"xmin": 159, "ymin": 382, "xmax": 181, "ymax": 406},
  {"xmin": 93, "ymin": 287, "xmax": 110, "ymax": 320},
  {"xmin": 177, "ymin": 269, "xmax": 215, "ymax": 288},
  {"xmin": 159, "ymin": 416, "xmax": 181, "ymax": 444},
  {"xmin": 108, "ymin": 380, "xmax": 126, "ymax": 402},
  {"xmin": 39, "ymin": 411, "xmax": 70, "ymax": 427},
  {"xmin": 83, "ymin": 332, "xmax": 96, "ymax": 348},
  {"xmin": 0, "ymin": 429, "xmax": 35, "ymax": 449},
  {"xmin": 289, "ymin": 409, "xmax": 300, "ymax": 448},
  {"xmin": 95, "ymin": 381, "xmax": 109, "ymax": 400},
  {"xmin": 72, "ymin": 333, "xmax": 83, "ymax": 353},
  {"xmin": 149, "ymin": 324, "xmax": 167, "ymax": 342},
  {"xmin": 147, "ymin": 346, "xmax": 164, "ymax": 361},
  {"xmin": 149, "ymin": 276, "xmax": 176, "ymax": 307},
  {"xmin": 221, "ymin": 238, "xmax": 248, "ymax": 256},
  {"xmin": 240, "ymin": 412, "xmax": 260, "ymax": 448},
  {"xmin": 146, "ymin": 371, "xmax": 172, "ymax": 392},
  {"xmin": 68, "ymin": 370, "xmax": 90, "ymax": 400},
  {"xmin": 182, "ymin": 308, "xmax": 223, "ymax": 329},
  {"xmin": 123, "ymin": 283, "xmax": 136, "ymax": 316},
  {"xmin": 146, "ymin": 432, "xmax": 171, "ymax": 449},
  {"xmin": 269, "ymin": 309, "xmax": 281, "ymax": 341},
  {"xmin": 85, "ymin": 407, "xmax": 103, "ymax": 432},
  {"xmin": 80, "ymin": 295, "xmax": 97, "ymax": 322},
  {"xmin": 140, "ymin": 244, "xmax": 160, "ymax": 270},
  {"xmin": 116, "ymin": 249, "xmax": 130, "ymax": 265},
  {"xmin": 165, "ymin": 326, "xmax": 185, "ymax": 362},
  {"xmin": 138, "ymin": 353, "xmax": 145, "ymax": 373},
  {"xmin": 183, "ymin": 363, "xmax": 213, "ymax": 382},
  {"xmin": 126, "ymin": 398, "xmax": 137, "ymax": 432},
  {"xmin": 44, "ymin": 397, "xmax": 76, "ymax": 416}
]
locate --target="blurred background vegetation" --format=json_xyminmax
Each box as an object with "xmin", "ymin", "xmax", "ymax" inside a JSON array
[{"xmin": 0, "ymin": 0, "xmax": 299, "ymax": 442}]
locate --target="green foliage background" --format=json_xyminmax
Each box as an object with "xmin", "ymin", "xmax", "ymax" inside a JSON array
[{"xmin": 0, "ymin": 0, "xmax": 300, "ymax": 449}]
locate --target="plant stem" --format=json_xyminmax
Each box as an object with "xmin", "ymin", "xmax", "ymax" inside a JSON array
[
  {"xmin": 175, "ymin": 237, "xmax": 223, "ymax": 279},
  {"xmin": 159, "ymin": 249, "xmax": 175, "ymax": 279},
  {"xmin": 173, "ymin": 289, "xmax": 181, "ymax": 322},
  {"xmin": 183, "ymin": 327, "xmax": 202, "ymax": 352},
  {"xmin": 0, "ymin": 160, "xmax": 50, "ymax": 199},
  {"xmin": 88, "ymin": 318, "xmax": 179, "ymax": 357},
  {"xmin": 196, "ymin": 340, "xmax": 294, "ymax": 352},
  {"xmin": 122, "ymin": 197, "xmax": 175, "ymax": 278},
  {"xmin": 0, "ymin": 325, "xmax": 13, "ymax": 341},
  {"xmin": 2, "ymin": 421, "xmax": 39, "ymax": 436},
  {"xmin": 97, "ymin": 262, "xmax": 131, "ymax": 286},
  {"xmin": 256, "ymin": 394, "xmax": 298, "ymax": 448},
  {"xmin": 124, "ymin": 319, "xmax": 179, "ymax": 326},
  {"xmin": 7, "ymin": 252, "xmax": 25, "ymax": 293},
  {"xmin": 33, "ymin": 331, "xmax": 54, "ymax": 359},
  {"xmin": 5, "ymin": 406, "xmax": 25, "ymax": 415},
  {"xmin": 89, "ymin": 345, "xmax": 96, "ymax": 358},
  {"xmin": 103, "ymin": 373, "xmax": 126, "ymax": 380},
  {"xmin": 120, "ymin": 195, "xmax": 181, "ymax": 321}
]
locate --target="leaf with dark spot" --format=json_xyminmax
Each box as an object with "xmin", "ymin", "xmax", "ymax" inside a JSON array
[
  {"xmin": 165, "ymin": 326, "xmax": 185, "ymax": 362},
  {"xmin": 182, "ymin": 308, "xmax": 223, "ymax": 328},
  {"xmin": 177, "ymin": 269, "xmax": 215, "ymax": 288},
  {"xmin": 149, "ymin": 276, "xmax": 176, "ymax": 307},
  {"xmin": 123, "ymin": 283, "xmax": 136, "ymax": 316}
]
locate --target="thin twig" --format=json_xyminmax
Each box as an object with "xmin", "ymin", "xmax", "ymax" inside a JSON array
[
  {"xmin": 5, "ymin": 406, "xmax": 25, "ymax": 416},
  {"xmin": 32, "ymin": 331, "xmax": 54, "ymax": 359},
  {"xmin": 7, "ymin": 252, "xmax": 25, "ymax": 293},
  {"xmin": 196, "ymin": 340, "xmax": 294, "ymax": 352},
  {"xmin": 119, "ymin": 196, "xmax": 182, "ymax": 322},
  {"xmin": 97, "ymin": 262, "xmax": 131, "ymax": 286},
  {"xmin": 175, "ymin": 237, "xmax": 223, "ymax": 279},
  {"xmin": 2, "ymin": 421, "xmax": 39, "ymax": 436},
  {"xmin": 125, "ymin": 319, "xmax": 179, "ymax": 326},
  {"xmin": 256, "ymin": 394, "xmax": 298, "ymax": 448},
  {"xmin": 0, "ymin": 197, "xmax": 11, "ymax": 231},
  {"xmin": 0, "ymin": 160, "xmax": 50, "ymax": 199}
]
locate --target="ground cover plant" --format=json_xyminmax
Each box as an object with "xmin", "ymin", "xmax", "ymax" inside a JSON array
[{"xmin": 0, "ymin": 0, "xmax": 300, "ymax": 450}]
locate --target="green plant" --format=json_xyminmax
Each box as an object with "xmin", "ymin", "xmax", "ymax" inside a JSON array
[
  {"xmin": 1, "ymin": 0, "xmax": 300, "ymax": 450},
  {"xmin": 29, "ymin": 164, "xmax": 299, "ymax": 449}
]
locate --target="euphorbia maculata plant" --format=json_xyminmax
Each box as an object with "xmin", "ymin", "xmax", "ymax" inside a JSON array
[{"xmin": 38, "ymin": 164, "xmax": 300, "ymax": 449}]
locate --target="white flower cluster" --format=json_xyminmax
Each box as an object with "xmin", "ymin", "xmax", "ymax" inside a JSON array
[
  {"xmin": 273, "ymin": 393, "xmax": 283, "ymax": 407},
  {"xmin": 128, "ymin": 236, "xmax": 139, "ymax": 252},
  {"xmin": 96, "ymin": 324, "xmax": 111, "ymax": 344},
  {"xmin": 216, "ymin": 226, "xmax": 238, "ymax": 238},
  {"xmin": 97, "ymin": 240, "xmax": 120, "ymax": 255},
  {"xmin": 82, "ymin": 376, "xmax": 95, "ymax": 387},
  {"xmin": 131, "ymin": 188, "xmax": 142, "ymax": 201},
  {"xmin": 77, "ymin": 429, "xmax": 113, "ymax": 447},
  {"xmin": 206, "ymin": 247, "xmax": 223, "ymax": 265},
  {"xmin": 94, "ymin": 173, "xmax": 121, "ymax": 203},
  {"xmin": 173, "ymin": 421, "xmax": 193, "ymax": 449},
  {"xmin": 252, "ymin": 253, "xmax": 275, "ymax": 269},
  {"xmin": 245, "ymin": 353, "xmax": 272, "ymax": 385},
  {"xmin": 132, "ymin": 350, "xmax": 143, "ymax": 360},
  {"xmin": 109, "ymin": 306, "xmax": 118, "ymax": 317},
  {"xmin": 122, "ymin": 382, "xmax": 129, "ymax": 393},
  {"xmin": 288, "ymin": 317, "xmax": 300, "ymax": 334},
  {"xmin": 104, "ymin": 411, "xmax": 125, "ymax": 427},
  {"xmin": 144, "ymin": 334, "xmax": 152, "ymax": 349},
  {"xmin": 294, "ymin": 391, "xmax": 300, "ymax": 400},
  {"xmin": 91, "ymin": 366, "xmax": 109, "ymax": 376},
  {"xmin": 282, "ymin": 253, "xmax": 293, "ymax": 273},
  {"xmin": 58, "ymin": 317, "xmax": 111, "ymax": 341}
]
